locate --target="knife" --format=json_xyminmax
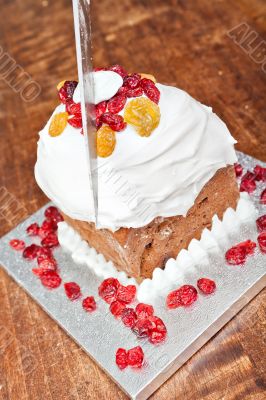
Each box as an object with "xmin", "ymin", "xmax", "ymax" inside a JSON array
[{"xmin": 72, "ymin": 0, "xmax": 98, "ymax": 226}]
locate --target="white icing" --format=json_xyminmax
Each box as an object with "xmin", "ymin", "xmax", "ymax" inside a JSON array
[
  {"xmin": 35, "ymin": 72, "xmax": 237, "ymax": 231},
  {"xmin": 57, "ymin": 193, "xmax": 257, "ymax": 303},
  {"xmin": 73, "ymin": 71, "xmax": 123, "ymax": 104}
]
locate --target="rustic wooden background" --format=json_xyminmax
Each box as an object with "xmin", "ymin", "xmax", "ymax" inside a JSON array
[{"xmin": 0, "ymin": 0, "xmax": 265, "ymax": 399}]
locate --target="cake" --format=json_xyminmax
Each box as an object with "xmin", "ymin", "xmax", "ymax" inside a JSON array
[{"xmin": 35, "ymin": 65, "xmax": 239, "ymax": 281}]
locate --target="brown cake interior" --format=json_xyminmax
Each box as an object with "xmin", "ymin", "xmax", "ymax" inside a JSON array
[{"xmin": 62, "ymin": 166, "xmax": 239, "ymax": 281}]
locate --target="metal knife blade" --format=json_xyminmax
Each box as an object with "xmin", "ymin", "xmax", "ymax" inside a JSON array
[{"xmin": 72, "ymin": 0, "xmax": 98, "ymax": 226}]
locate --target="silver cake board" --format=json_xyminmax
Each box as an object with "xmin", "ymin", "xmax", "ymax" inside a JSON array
[{"xmin": 0, "ymin": 151, "xmax": 265, "ymax": 400}]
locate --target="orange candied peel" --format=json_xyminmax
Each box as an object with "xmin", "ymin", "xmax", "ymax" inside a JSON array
[
  {"xmin": 49, "ymin": 112, "xmax": 69, "ymax": 137},
  {"xmin": 57, "ymin": 80, "xmax": 66, "ymax": 91},
  {"xmin": 97, "ymin": 125, "xmax": 116, "ymax": 158},
  {"xmin": 140, "ymin": 73, "xmax": 156, "ymax": 83},
  {"xmin": 124, "ymin": 97, "xmax": 160, "ymax": 137}
]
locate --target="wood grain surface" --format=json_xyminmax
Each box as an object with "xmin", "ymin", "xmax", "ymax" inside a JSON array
[{"xmin": 0, "ymin": 0, "xmax": 265, "ymax": 399}]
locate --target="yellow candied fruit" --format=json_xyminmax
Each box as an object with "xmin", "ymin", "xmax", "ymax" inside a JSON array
[
  {"xmin": 97, "ymin": 125, "xmax": 116, "ymax": 158},
  {"xmin": 140, "ymin": 73, "xmax": 156, "ymax": 83},
  {"xmin": 124, "ymin": 97, "xmax": 160, "ymax": 137},
  {"xmin": 57, "ymin": 80, "xmax": 66, "ymax": 91},
  {"xmin": 49, "ymin": 112, "xmax": 69, "ymax": 137}
]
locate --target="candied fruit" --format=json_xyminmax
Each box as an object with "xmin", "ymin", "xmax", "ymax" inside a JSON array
[
  {"xmin": 98, "ymin": 277, "xmax": 120, "ymax": 304},
  {"xmin": 127, "ymin": 346, "xmax": 144, "ymax": 368},
  {"xmin": 49, "ymin": 112, "xmax": 68, "ymax": 137},
  {"xmin": 258, "ymin": 232, "xmax": 266, "ymax": 253},
  {"xmin": 166, "ymin": 285, "xmax": 198, "ymax": 309},
  {"xmin": 64, "ymin": 282, "xmax": 82, "ymax": 301},
  {"xmin": 115, "ymin": 348, "xmax": 128, "ymax": 370},
  {"xmin": 9, "ymin": 239, "xmax": 25, "ymax": 251},
  {"xmin": 197, "ymin": 278, "xmax": 216, "ymax": 294},
  {"xmin": 82, "ymin": 296, "xmax": 97, "ymax": 312},
  {"xmin": 124, "ymin": 97, "xmax": 160, "ymax": 137},
  {"xmin": 96, "ymin": 125, "xmax": 116, "ymax": 158}
]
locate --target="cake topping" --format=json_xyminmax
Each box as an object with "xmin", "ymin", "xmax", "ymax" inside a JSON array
[
  {"xmin": 258, "ymin": 232, "xmax": 266, "ymax": 253},
  {"xmin": 197, "ymin": 278, "xmax": 216, "ymax": 294},
  {"xmin": 64, "ymin": 282, "xmax": 82, "ymax": 301},
  {"xmin": 260, "ymin": 188, "xmax": 266, "ymax": 205},
  {"xmin": 96, "ymin": 125, "xmax": 116, "ymax": 157},
  {"xmin": 49, "ymin": 112, "xmax": 69, "ymax": 137},
  {"xmin": 9, "ymin": 239, "xmax": 25, "ymax": 251},
  {"xmin": 124, "ymin": 97, "xmax": 160, "ymax": 137},
  {"xmin": 58, "ymin": 80, "xmax": 78, "ymax": 104},
  {"xmin": 225, "ymin": 240, "xmax": 256, "ymax": 265},
  {"xmin": 82, "ymin": 296, "xmax": 97, "ymax": 312},
  {"xmin": 115, "ymin": 348, "xmax": 128, "ymax": 370},
  {"xmin": 166, "ymin": 285, "xmax": 198, "ymax": 309},
  {"xmin": 40, "ymin": 270, "xmax": 62, "ymax": 289},
  {"xmin": 256, "ymin": 215, "xmax": 266, "ymax": 232}
]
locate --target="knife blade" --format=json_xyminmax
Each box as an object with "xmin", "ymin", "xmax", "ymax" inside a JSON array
[{"xmin": 72, "ymin": 0, "xmax": 98, "ymax": 226}]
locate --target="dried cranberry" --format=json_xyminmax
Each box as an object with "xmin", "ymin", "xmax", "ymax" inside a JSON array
[
  {"xmin": 107, "ymin": 95, "xmax": 126, "ymax": 114},
  {"xmin": 240, "ymin": 171, "xmax": 256, "ymax": 193},
  {"xmin": 123, "ymin": 73, "xmax": 141, "ymax": 89},
  {"xmin": 126, "ymin": 87, "xmax": 143, "ymax": 98},
  {"xmin": 41, "ymin": 232, "xmax": 59, "ymax": 248},
  {"xmin": 121, "ymin": 308, "xmax": 137, "ymax": 328},
  {"xmin": 127, "ymin": 346, "xmax": 144, "ymax": 368},
  {"xmin": 135, "ymin": 303, "xmax": 154, "ymax": 320},
  {"xmin": 225, "ymin": 240, "xmax": 256, "ymax": 265},
  {"xmin": 256, "ymin": 215, "xmax": 266, "ymax": 232},
  {"xmin": 94, "ymin": 67, "xmax": 107, "ymax": 72},
  {"xmin": 82, "ymin": 296, "xmax": 97, "ymax": 312},
  {"xmin": 95, "ymin": 101, "xmax": 107, "ymax": 119},
  {"xmin": 68, "ymin": 115, "xmax": 83, "ymax": 129},
  {"xmin": 38, "ymin": 220, "xmax": 57, "ymax": 239},
  {"xmin": 110, "ymin": 300, "xmax": 126, "ymax": 318},
  {"xmin": 117, "ymin": 86, "xmax": 129, "ymax": 96},
  {"xmin": 140, "ymin": 78, "xmax": 160, "ymax": 104},
  {"xmin": 132, "ymin": 318, "xmax": 153, "ymax": 338},
  {"xmin": 109, "ymin": 65, "xmax": 128, "ymax": 78},
  {"xmin": 26, "ymin": 223, "xmax": 39, "ymax": 236},
  {"xmin": 66, "ymin": 100, "xmax": 81, "ymax": 115},
  {"xmin": 9, "ymin": 239, "xmax": 25, "ymax": 251},
  {"xmin": 234, "ymin": 163, "xmax": 243, "ymax": 177},
  {"xmin": 40, "ymin": 270, "xmax": 62, "ymax": 289},
  {"xmin": 64, "ymin": 282, "xmax": 82, "ymax": 301},
  {"xmin": 58, "ymin": 81, "xmax": 78, "ymax": 104},
  {"xmin": 253, "ymin": 165, "xmax": 266, "ymax": 182},
  {"xmin": 32, "ymin": 268, "xmax": 44, "ymax": 277},
  {"xmin": 44, "ymin": 206, "xmax": 63, "ymax": 223},
  {"xmin": 197, "ymin": 278, "xmax": 216, "ymax": 294},
  {"xmin": 37, "ymin": 256, "xmax": 57, "ymax": 271},
  {"xmin": 260, "ymin": 188, "xmax": 266, "ymax": 205},
  {"xmin": 117, "ymin": 285, "xmax": 136, "ymax": 304},
  {"xmin": 23, "ymin": 244, "xmax": 40, "ymax": 260},
  {"xmin": 115, "ymin": 348, "xmax": 128, "ymax": 370},
  {"xmin": 100, "ymin": 113, "xmax": 127, "ymax": 132},
  {"xmin": 37, "ymin": 247, "xmax": 52, "ymax": 258},
  {"xmin": 166, "ymin": 285, "xmax": 198, "ymax": 309},
  {"xmin": 258, "ymin": 232, "xmax": 266, "ymax": 253},
  {"xmin": 98, "ymin": 277, "xmax": 120, "ymax": 304},
  {"xmin": 148, "ymin": 316, "xmax": 167, "ymax": 344}
]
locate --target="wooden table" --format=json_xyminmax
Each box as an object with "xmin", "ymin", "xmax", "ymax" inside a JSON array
[{"xmin": 0, "ymin": 0, "xmax": 265, "ymax": 399}]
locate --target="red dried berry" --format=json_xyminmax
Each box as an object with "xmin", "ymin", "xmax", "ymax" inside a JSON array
[
  {"xmin": 254, "ymin": 165, "xmax": 266, "ymax": 182},
  {"xmin": 22, "ymin": 244, "xmax": 41, "ymax": 260},
  {"xmin": 40, "ymin": 270, "xmax": 62, "ymax": 289},
  {"xmin": 95, "ymin": 100, "xmax": 107, "ymax": 119},
  {"xmin": 115, "ymin": 348, "xmax": 128, "ymax": 370},
  {"xmin": 98, "ymin": 277, "xmax": 120, "ymax": 304},
  {"xmin": 38, "ymin": 256, "xmax": 57, "ymax": 271},
  {"xmin": 234, "ymin": 163, "xmax": 243, "ymax": 177},
  {"xmin": 82, "ymin": 296, "xmax": 97, "ymax": 312},
  {"xmin": 135, "ymin": 303, "xmax": 154, "ymax": 320},
  {"xmin": 109, "ymin": 65, "xmax": 128, "ymax": 79},
  {"xmin": 68, "ymin": 115, "xmax": 83, "ymax": 129},
  {"xmin": 166, "ymin": 285, "xmax": 198, "ymax": 309},
  {"xmin": 100, "ymin": 113, "xmax": 127, "ymax": 132},
  {"xmin": 117, "ymin": 86, "xmax": 129, "ymax": 96},
  {"xmin": 9, "ymin": 239, "xmax": 25, "ymax": 251},
  {"xmin": 37, "ymin": 247, "xmax": 52, "ymax": 258},
  {"xmin": 41, "ymin": 232, "xmax": 59, "ymax": 248},
  {"xmin": 140, "ymin": 78, "xmax": 160, "ymax": 104},
  {"xmin": 127, "ymin": 346, "xmax": 144, "ymax": 368},
  {"xmin": 132, "ymin": 318, "xmax": 153, "ymax": 338},
  {"xmin": 148, "ymin": 316, "xmax": 167, "ymax": 344},
  {"xmin": 256, "ymin": 215, "xmax": 266, "ymax": 232},
  {"xmin": 260, "ymin": 188, "xmax": 266, "ymax": 205},
  {"xmin": 44, "ymin": 206, "xmax": 63, "ymax": 223},
  {"xmin": 121, "ymin": 308, "xmax": 137, "ymax": 328},
  {"xmin": 94, "ymin": 67, "xmax": 107, "ymax": 72},
  {"xmin": 110, "ymin": 300, "xmax": 126, "ymax": 318},
  {"xmin": 64, "ymin": 282, "xmax": 82, "ymax": 301},
  {"xmin": 258, "ymin": 232, "xmax": 266, "ymax": 253},
  {"xmin": 38, "ymin": 220, "xmax": 58, "ymax": 239},
  {"xmin": 26, "ymin": 223, "xmax": 39, "ymax": 236},
  {"xmin": 240, "ymin": 171, "xmax": 256, "ymax": 193},
  {"xmin": 126, "ymin": 86, "xmax": 143, "ymax": 98},
  {"xmin": 66, "ymin": 100, "xmax": 81, "ymax": 115},
  {"xmin": 32, "ymin": 268, "xmax": 44, "ymax": 277},
  {"xmin": 197, "ymin": 278, "xmax": 216, "ymax": 294},
  {"xmin": 117, "ymin": 285, "xmax": 136, "ymax": 304},
  {"xmin": 225, "ymin": 240, "xmax": 256, "ymax": 265},
  {"xmin": 107, "ymin": 95, "xmax": 127, "ymax": 114},
  {"xmin": 58, "ymin": 81, "xmax": 78, "ymax": 104},
  {"xmin": 124, "ymin": 73, "xmax": 141, "ymax": 89}
]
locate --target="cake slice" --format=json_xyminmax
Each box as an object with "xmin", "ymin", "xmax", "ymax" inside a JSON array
[{"xmin": 35, "ymin": 66, "xmax": 239, "ymax": 280}]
